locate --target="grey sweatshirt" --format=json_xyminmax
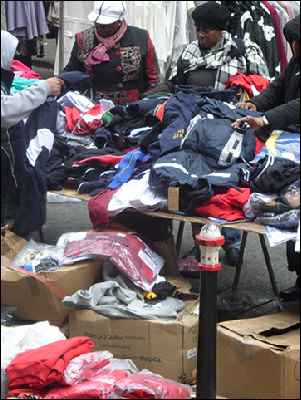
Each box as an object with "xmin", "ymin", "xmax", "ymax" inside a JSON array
[{"xmin": 1, "ymin": 30, "xmax": 51, "ymax": 129}]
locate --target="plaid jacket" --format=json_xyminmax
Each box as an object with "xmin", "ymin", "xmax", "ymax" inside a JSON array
[{"xmin": 173, "ymin": 31, "xmax": 270, "ymax": 91}]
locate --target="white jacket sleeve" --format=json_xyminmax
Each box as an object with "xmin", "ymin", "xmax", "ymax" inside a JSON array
[{"xmin": 1, "ymin": 80, "xmax": 51, "ymax": 129}]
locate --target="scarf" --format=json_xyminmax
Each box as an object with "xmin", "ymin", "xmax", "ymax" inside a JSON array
[
  {"xmin": 87, "ymin": 20, "xmax": 128, "ymax": 65},
  {"xmin": 177, "ymin": 31, "xmax": 269, "ymax": 91},
  {"xmin": 181, "ymin": 31, "xmax": 243, "ymax": 74}
]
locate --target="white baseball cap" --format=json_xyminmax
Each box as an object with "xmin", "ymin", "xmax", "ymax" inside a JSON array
[{"xmin": 88, "ymin": 1, "xmax": 126, "ymax": 25}]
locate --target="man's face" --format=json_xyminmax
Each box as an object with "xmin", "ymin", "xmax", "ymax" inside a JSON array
[
  {"xmin": 95, "ymin": 20, "xmax": 121, "ymax": 38},
  {"xmin": 196, "ymin": 27, "xmax": 223, "ymax": 49}
]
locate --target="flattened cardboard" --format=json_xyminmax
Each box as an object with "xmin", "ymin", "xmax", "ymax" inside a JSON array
[
  {"xmin": 168, "ymin": 187, "xmax": 180, "ymax": 212},
  {"xmin": 152, "ymin": 236, "xmax": 180, "ymax": 277},
  {"xmin": 217, "ymin": 311, "xmax": 300, "ymax": 399},
  {"xmin": 69, "ymin": 299, "xmax": 199, "ymax": 384}
]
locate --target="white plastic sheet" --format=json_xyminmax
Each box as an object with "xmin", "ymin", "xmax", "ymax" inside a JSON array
[{"xmin": 1, "ymin": 321, "xmax": 66, "ymax": 398}]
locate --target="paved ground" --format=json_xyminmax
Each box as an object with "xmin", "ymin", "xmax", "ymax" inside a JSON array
[
  {"xmin": 19, "ymin": 38, "xmax": 299, "ymax": 318},
  {"xmin": 31, "ymin": 37, "xmax": 57, "ymax": 79}
]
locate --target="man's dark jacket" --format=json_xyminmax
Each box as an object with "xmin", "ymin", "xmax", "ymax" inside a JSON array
[{"xmin": 250, "ymin": 15, "xmax": 300, "ymax": 131}]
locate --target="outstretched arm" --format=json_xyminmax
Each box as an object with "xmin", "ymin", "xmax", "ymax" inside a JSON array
[{"xmin": 1, "ymin": 78, "xmax": 64, "ymax": 129}]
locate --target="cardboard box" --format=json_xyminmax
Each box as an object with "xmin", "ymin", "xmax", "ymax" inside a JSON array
[
  {"xmin": 1, "ymin": 225, "xmax": 27, "ymax": 265},
  {"xmin": 1, "ymin": 226, "xmax": 103, "ymax": 326},
  {"xmin": 69, "ymin": 298, "xmax": 199, "ymax": 384},
  {"xmin": 217, "ymin": 311, "xmax": 300, "ymax": 399},
  {"xmin": 1, "ymin": 261, "xmax": 103, "ymax": 326}
]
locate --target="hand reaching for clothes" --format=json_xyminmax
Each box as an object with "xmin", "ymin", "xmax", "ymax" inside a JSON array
[
  {"xmin": 231, "ymin": 115, "xmax": 265, "ymax": 131},
  {"xmin": 237, "ymin": 102, "xmax": 258, "ymax": 111},
  {"xmin": 45, "ymin": 77, "xmax": 65, "ymax": 96}
]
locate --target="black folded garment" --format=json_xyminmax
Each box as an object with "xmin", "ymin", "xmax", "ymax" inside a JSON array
[
  {"xmin": 178, "ymin": 178, "xmax": 215, "ymax": 213},
  {"xmin": 151, "ymin": 281, "xmax": 183, "ymax": 300},
  {"xmin": 175, "ymin": 84, "xmax": 240, "ymax": 102},
  {"xmin": 57, "ymin": 71, "xmax": 93, "ymax": 93}
]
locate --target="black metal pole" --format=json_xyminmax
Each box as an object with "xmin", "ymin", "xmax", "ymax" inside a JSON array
[
  {"xmin": 195, "ymin": 225, "xmax": 224, "ymax": 399},
  {"xmin": 196, "ymin": 270, "xmax": 218, "ymax": 399}
]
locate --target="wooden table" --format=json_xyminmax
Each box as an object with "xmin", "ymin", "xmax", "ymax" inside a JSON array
[{"xmin": 131, "ymin": 210, "xmax": 280, "ymax": 298}]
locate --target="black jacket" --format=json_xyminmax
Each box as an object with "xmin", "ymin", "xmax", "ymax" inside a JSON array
[
  {"xmin": 251, "ymin": 15, "xmax": 300, "ymax": 131},
  {"xmin": 251, "ymin": 57, "xmax": 300, "ymax": 130},
  {"xmin": 62, "ymin": 26, "xmax": 159, "ymax": 105},
  {"xmin": 1, "ymin": 68, "xmax": 27, "ymax": 190}
]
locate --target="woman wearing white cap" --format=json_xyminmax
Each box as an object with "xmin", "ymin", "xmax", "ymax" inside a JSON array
[{"xmin": 62, "ymin": 1, "xmax": 160, "ymax": 105}]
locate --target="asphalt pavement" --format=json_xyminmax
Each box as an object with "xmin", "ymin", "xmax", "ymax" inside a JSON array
[{"xmin": 12, "ymin": 38, "xmax": 298, "ymax": 318}]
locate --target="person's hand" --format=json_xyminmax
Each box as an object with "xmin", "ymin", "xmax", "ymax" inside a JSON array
[
  {"xmin": 45, "ymin": 77, "xmax": 65, "ymax": 96},
  {"xmin": 237, "ymin": 102, "xmax": 257, "ymax": 111},
  {"xmin": 231, "ymin": 116, "xmax": 265, "ymax": 131}
]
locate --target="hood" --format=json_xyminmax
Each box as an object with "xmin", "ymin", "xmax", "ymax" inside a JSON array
[
  {"xmin": 283, "ymin": 14, "xmax": 300, "ymax": 44},
  {"xmin": 1, "ymin": 30, "xmax": 19, "ymax": 71}
]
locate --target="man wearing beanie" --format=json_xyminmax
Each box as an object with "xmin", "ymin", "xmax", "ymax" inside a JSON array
[
  {"xmin": 143, "ymin": 1, "xmax": 270, "ymax": 267},
  {"xmin": 143, "ymin": 1, "xmax": 270, "ymax": 95}
]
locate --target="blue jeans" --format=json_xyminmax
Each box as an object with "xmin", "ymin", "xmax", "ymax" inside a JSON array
[{"xmin": 221, "ymin": 228, "xmax": 242, "ymax": 250}]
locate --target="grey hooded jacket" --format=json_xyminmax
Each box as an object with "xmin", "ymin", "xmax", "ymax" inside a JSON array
[{"xmin": 1, "ymin": 30, "xmax": 51, "ymax": 129}]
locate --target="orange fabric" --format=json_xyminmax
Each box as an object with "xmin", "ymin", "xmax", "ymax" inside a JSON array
[{"xmin": 152, "ymin": 101, "xmax": 167, "ymax": 121}]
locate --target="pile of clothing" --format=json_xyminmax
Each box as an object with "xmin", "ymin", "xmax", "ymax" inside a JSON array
[{"xmin": 5, "ymin": 337, "xmax": 192, "ymax": 399}]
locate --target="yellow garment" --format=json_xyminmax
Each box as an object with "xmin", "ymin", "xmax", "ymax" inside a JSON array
[{"xmin": 142, "ymin": 291, "xmax": 157, "ymax": 300}]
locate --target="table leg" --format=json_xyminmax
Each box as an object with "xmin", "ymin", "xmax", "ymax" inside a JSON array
[
  {"xmin": 191, "ymin": 222, "xmax": 201, "ymax": 261},
  {"xmin": 176, "ymin": 221, "xmax": 185, "ymax": 256},
  {"xmin": 39, "ymin": 228, "xmax": 45, "ymax": 243},
  {"xmin": 259, "ymin": 234, "xmax": 280, "ymax": 298},
  {"xmin": 232, "ymin": 231, "xmax": 248, "ymax": 290}
]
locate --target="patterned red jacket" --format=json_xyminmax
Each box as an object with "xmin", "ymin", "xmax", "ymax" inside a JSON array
[{"xmin": 63, "ymin": 25, "xmax": 160, "ymax": 105}]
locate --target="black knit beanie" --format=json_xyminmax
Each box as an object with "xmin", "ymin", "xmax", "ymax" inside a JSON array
[{"xmin": 192, "ymin": 2, "xmax": 231, "ymax": 30}]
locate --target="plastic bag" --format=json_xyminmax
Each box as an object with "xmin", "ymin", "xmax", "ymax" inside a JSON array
[
  {"xmin": 61, "ymin": 351, "xmax": 113, "ymax": 385},
  {"xmin": 108, "ymin": 369, "xmax": 192, "ymax": 399},
  {"xmin": 45, "ymin": 358, "xmax": 139, "ymax": 399},
  {"xmin": 280, "ymin": 179, "xmax": 300, "ymax": 209},
  {"xmin": 216, "ymin": 288, "xmax": 280, "ymax": 321},
  {"xmin": 58, "ymin": 231, "xmax": 165, "ymax": 291},
  {"xmin": 1, "ymin": 321, "xmax": 66, "ymax": 399},
  {"xmin": 1, "ymin": 307, "xmax": 20, "ymax": 326},
  {"xmin": 108, "ymin": 359, "xmax": 139, "ymax": 375},
  {"xmin": 264, "ymin": 225, "xmax": 298, "ymax": 247},
  {"xmin": 244, "ymin": 193, "xmax": 278, "ymax": 218},
  {"xmin": 11, "ymin": 239, "xmax": 65, "ymax": 273},
  {"xmin": 45, "ymin": 369, "xmax": 129, "ymax": 399},
  {"xmin": 255, "ymin": 209, "xmax": 300, "ymax": 229}
]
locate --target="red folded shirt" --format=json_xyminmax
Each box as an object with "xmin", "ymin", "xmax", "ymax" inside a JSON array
[
  {"xmin": 195, "ymin": 188, "xmax": 251, "ymax": 221},
  {"xmin": 6, "ymin": 337, "xmax": 94, "ymax": 390}
]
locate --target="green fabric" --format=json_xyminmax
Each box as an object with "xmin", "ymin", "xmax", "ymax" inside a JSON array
[
  {"xmin": 209, "ymin": 40, "xmax": 222, "ymax": 52},
  {"xmin": 11, "ymin": 77, "xmax": 40, "ymax": 94},
  {"xmin": 102, "ymin": 111, "xmax": 114, "ymax": 124},
  {"xmin": 143, "ymin": 92, "xmax": 173, "ymax": 99}
]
